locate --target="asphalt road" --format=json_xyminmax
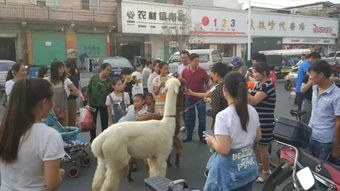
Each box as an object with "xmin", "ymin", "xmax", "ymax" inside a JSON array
[
  {"xmin": 55, "ymin": 78, "xmax": 296, "ymax": 191},
  {"xmin": 0, "ymin": 74, "xmax": 296, "ymax": 191}
]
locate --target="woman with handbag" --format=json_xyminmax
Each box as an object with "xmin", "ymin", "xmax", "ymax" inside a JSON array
[
  {"xmin": 45, "ymin": 60, "xmax": 83, "ymax": 126},
  {"xmin": 87, "ymin": 63, "xmax": 112, "ymax": 142}
]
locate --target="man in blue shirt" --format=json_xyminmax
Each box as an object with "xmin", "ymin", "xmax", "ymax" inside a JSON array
[
  {"xmin": 308, "ymin": 60, "xmax": 340, "ymax": 160},
  {"xmin": 295, "ymin": 52, "xmax": 321, "ymax": 111}
]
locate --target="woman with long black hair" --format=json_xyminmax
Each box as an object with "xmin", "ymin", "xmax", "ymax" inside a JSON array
[
  {"xmin": 45, "ymin": 60, "xmax": 83, "ymax": 126},
  {"xmin": 248, "ymin": 62, "xmax": 276, "ymax": 183},
  {"xmin": 5, "ymin": 63, "xmax": 27, "ymax": 98},
  {"xmin": 204, "ymin": 72, "xmax": 261, "ymax": 191},
  {"xmin": 65, "ymin": 60, "xmax": 81, "ymax": 126},
  {"xmin": 0, "ymin": 78, "xmax": 65, "ymax": 190}
]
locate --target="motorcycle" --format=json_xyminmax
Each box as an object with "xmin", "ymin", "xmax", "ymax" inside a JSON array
[{"xmin": 263, "ymin": 114, "xmax": 340, "ymax": 191}]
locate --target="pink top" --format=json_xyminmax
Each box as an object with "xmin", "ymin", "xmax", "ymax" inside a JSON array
[{"xmin": 182, "ymin": 66, "xmax": 210, "ymax": 100}]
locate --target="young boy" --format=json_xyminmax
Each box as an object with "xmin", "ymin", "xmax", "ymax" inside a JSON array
[
  {"xmin": 118, "ymin": 94, "xmax": 148, "ymax": 123},
  {"xmin": 131, "ymin": 71, "xmax": 144, "ymax": 97},
  {"xmin": 142, "ymin": 61, "xmax": 153, "ymax": 92},
  {"xmin": 144, "ymin": 92, "xmax": 155, "ymax": 113}
]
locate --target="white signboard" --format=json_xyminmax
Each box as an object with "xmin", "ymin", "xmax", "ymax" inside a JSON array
[
  {"xmin": 282, "ymin": 37, "xmax": 336, "ymax": 45},
  {"xmin": 190, "ymin": 8, "xmax": 338, "ymax": 39},
  {"xmin": 122, "ymin": 0, "xmax": 189, "ymax": 34}
]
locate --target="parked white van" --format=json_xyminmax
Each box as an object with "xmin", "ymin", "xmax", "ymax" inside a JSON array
[{"xmin": 167, "ymin": 49, "xmax": 222, "ymax": 74}]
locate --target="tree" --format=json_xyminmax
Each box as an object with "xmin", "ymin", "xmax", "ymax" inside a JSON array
[{"xmin": 161, "ymin": 10, "xmax": 204, "ymax": 52}]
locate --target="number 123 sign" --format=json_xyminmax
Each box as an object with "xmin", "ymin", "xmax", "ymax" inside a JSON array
[
  {"xmin": 201, "ymin": 16, "xmax": 236, "ymax": 28},
  {"xmin": 191, "ymin": 8, "xmax": 247, "ymax": 35}
]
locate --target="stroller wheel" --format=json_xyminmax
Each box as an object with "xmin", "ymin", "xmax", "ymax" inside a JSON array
[
  {"xmin": 68, "ymin": 166, "xmax": 79, "ymax": 178},
  {"xmin": 80, "ymin": 156, "xmax": 91, "ymax": 167}
]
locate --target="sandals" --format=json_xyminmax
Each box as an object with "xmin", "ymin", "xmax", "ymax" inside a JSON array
[{"xmin": 256, "ymin": 170, "xmax": 271, "ymax": 183}]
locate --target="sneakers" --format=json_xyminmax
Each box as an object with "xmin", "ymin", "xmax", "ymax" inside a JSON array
[{"xmin": 180, "ymin": 126, "xmax": 186, "ymax": 132}]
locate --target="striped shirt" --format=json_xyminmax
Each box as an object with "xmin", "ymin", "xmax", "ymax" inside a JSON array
[{"xmin": 250, "ymin": 80, "xmax": 276, "ymax": 144}]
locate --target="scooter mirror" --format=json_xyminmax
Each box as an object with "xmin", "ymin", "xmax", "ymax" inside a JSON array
[{"xmin": 296, "ymin": 167, "xmax": 315, "ymax": 190}]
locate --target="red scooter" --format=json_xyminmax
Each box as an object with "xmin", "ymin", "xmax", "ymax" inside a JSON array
[{"xmin": 263, "ymin": 114, "xmax": 340, "ymax": 191}]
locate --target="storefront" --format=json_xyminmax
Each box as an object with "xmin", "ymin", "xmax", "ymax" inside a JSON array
[
  {"xmin": 282, "ymin": 37, "xmax": 336, "ymax": 57},
  {"xmin": 189, "ymin": 7, "xmax": 248, "ymax": 57},
  {"xmin": 189, "ymin": 6, "xmax": 338, "ymax": 59},
  {"xmin": 121, "ymin": 0, "xmax": 189, "ymax": 61},
  {"xmin": 0, "ymin": 23, "xmax": 23, "ymax": 62}
]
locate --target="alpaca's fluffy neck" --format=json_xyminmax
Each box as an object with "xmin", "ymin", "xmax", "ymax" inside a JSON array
[{"xmin": 162, "ymin": 88, "xmax": 177, "ymax": 120}]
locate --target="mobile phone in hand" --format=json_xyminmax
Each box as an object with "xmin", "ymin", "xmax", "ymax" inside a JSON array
[{"xmin": 203, "ymin": 130, "xmax": 215, "ymax": 137}]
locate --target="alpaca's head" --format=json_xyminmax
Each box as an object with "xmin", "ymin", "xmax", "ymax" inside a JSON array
[{"xmin": 161, "ymin": 77, "xmax": 181, "ymax": 96}]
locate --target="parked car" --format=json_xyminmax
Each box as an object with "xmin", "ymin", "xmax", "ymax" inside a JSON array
[
  {"xmin": 323, "ymin": 51, "xmax": 340, "ymax": 66},
  {"xmin": 98, "ymin": 57, "xmax": 134, "ymax": 79},
  {"xmin": 167, "ymin": 49, "xmax": 222, "ymax": 74},
  {"xmin": 0, "ymin": 60, "xmax": 16, "ymax": 89}
]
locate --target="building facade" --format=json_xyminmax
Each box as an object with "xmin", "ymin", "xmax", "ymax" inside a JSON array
[
  {"xmin": 0, "ymin": 0, "xmax": 117, "ymax": 66},
  {"xmin": 0, "ymin": 0, "xmax": 338, "ymax": 65}
]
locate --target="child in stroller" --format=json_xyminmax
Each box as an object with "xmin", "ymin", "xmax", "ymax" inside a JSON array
[{"xmin": 44, "ymin": 114, "xmax": 90, "ymax": 178}]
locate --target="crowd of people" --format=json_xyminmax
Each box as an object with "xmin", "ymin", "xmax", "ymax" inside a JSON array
[{"xmin": 0, "ymin": 49, "xmax": 339, "ymax": 191}]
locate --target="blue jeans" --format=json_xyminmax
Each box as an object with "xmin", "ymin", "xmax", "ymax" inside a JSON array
[
  {"xmin": 184, "ymin": 98, "xmax": 206, "ymax": 140},
  {"xmin": 306, "ymin": 139, "xmax": 333, "ymax": 160}
]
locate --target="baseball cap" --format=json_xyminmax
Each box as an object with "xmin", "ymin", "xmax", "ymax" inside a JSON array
[
  {"xmin": 131, "ymin": 71, "xmax": 142, "ymax": 80},
  {"xmin": 229, "ymin": 56, "xmax": 243, "ymax": 68}
]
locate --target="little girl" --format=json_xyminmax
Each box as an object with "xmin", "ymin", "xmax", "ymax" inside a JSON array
[
  {"xmin": 153, "ymin": 62, "xmax": 172, "ymax": 115},
  {"xmin": 106, "ymin": 78, "xmax": 131, "ymax": 125}
]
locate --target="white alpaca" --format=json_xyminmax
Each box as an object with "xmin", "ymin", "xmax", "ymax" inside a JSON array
[{"xmin": 91, "ymin": 78, "xmax": 181, "ymax": 191}]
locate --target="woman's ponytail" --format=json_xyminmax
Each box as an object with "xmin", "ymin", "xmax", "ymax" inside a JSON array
[
  {"xmin": 224, "ymin": 72, "xmax": 249, "ymax": 132},
  {"xmin": 235, "ymin": 81, "xmax": 249, "ymax": 132}
]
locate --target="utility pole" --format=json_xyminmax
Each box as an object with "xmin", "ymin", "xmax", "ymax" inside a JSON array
[{"xmin": 247, "ymin": 0, "xmax": 251, "ymax": 61}]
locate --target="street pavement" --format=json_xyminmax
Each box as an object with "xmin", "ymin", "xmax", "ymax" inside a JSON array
[{"xmin": 0, "ymin": 73, "xmax": 296, "ymax": 191}]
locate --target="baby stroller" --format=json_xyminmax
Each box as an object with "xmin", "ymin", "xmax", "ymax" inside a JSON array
[{"xmin": 44, "ymin": 114, "xmax": 91, "ymax": 178}]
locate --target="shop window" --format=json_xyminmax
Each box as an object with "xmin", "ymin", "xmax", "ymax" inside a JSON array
[
  {"xmin": 82, "ymin": 0, "xmax": 90, "ymax": 10},
  {"xmin": 82, "ymin": 0, "xmax": 100, "ymax": 10},
  {"xmin": 37, "ymin": 0, "xmax": 46, "ymax": 7}
]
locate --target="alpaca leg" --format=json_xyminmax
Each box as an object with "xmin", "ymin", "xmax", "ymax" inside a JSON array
[
  {"xmin": 144, "ymin": 159, "xmax": 150, "ymax": 170},
  {"xmin": 127, "ymin": 157, "xmax": 135, "ymax": 182},
  {"xmin": 174, "ymin": 136, "xmax": 183, "ymax": 167},
  {"xmin": 92, "ymin": 158, "xmax": 106, "ymax": 191},
  {"xmin": 149, "ymin": 157, "xmax": 167, "ymax": 177},
  {"xmin": 101, "ymin": 165, "xmax": 125, "ymax": 191},
  {"xmin": 157, "ymin": 158, "xmax": 168, "ymax": 177},
  {"xmin": 167, "ymin": 154, "xmax": 173, "ymax": 167}
]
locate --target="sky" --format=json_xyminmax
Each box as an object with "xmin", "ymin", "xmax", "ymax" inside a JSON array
[{"xmin": 239, "ymin": 0, "xmax": 340, "ymax": 9}]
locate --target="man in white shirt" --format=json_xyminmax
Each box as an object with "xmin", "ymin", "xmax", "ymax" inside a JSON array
[
  {"xmin": 177, "ymin": 50, "xmax": 190, "ymax": 79},
  {"xmin": 142, "ymin": 61, "xmax": 153, "ymax": 92}
]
